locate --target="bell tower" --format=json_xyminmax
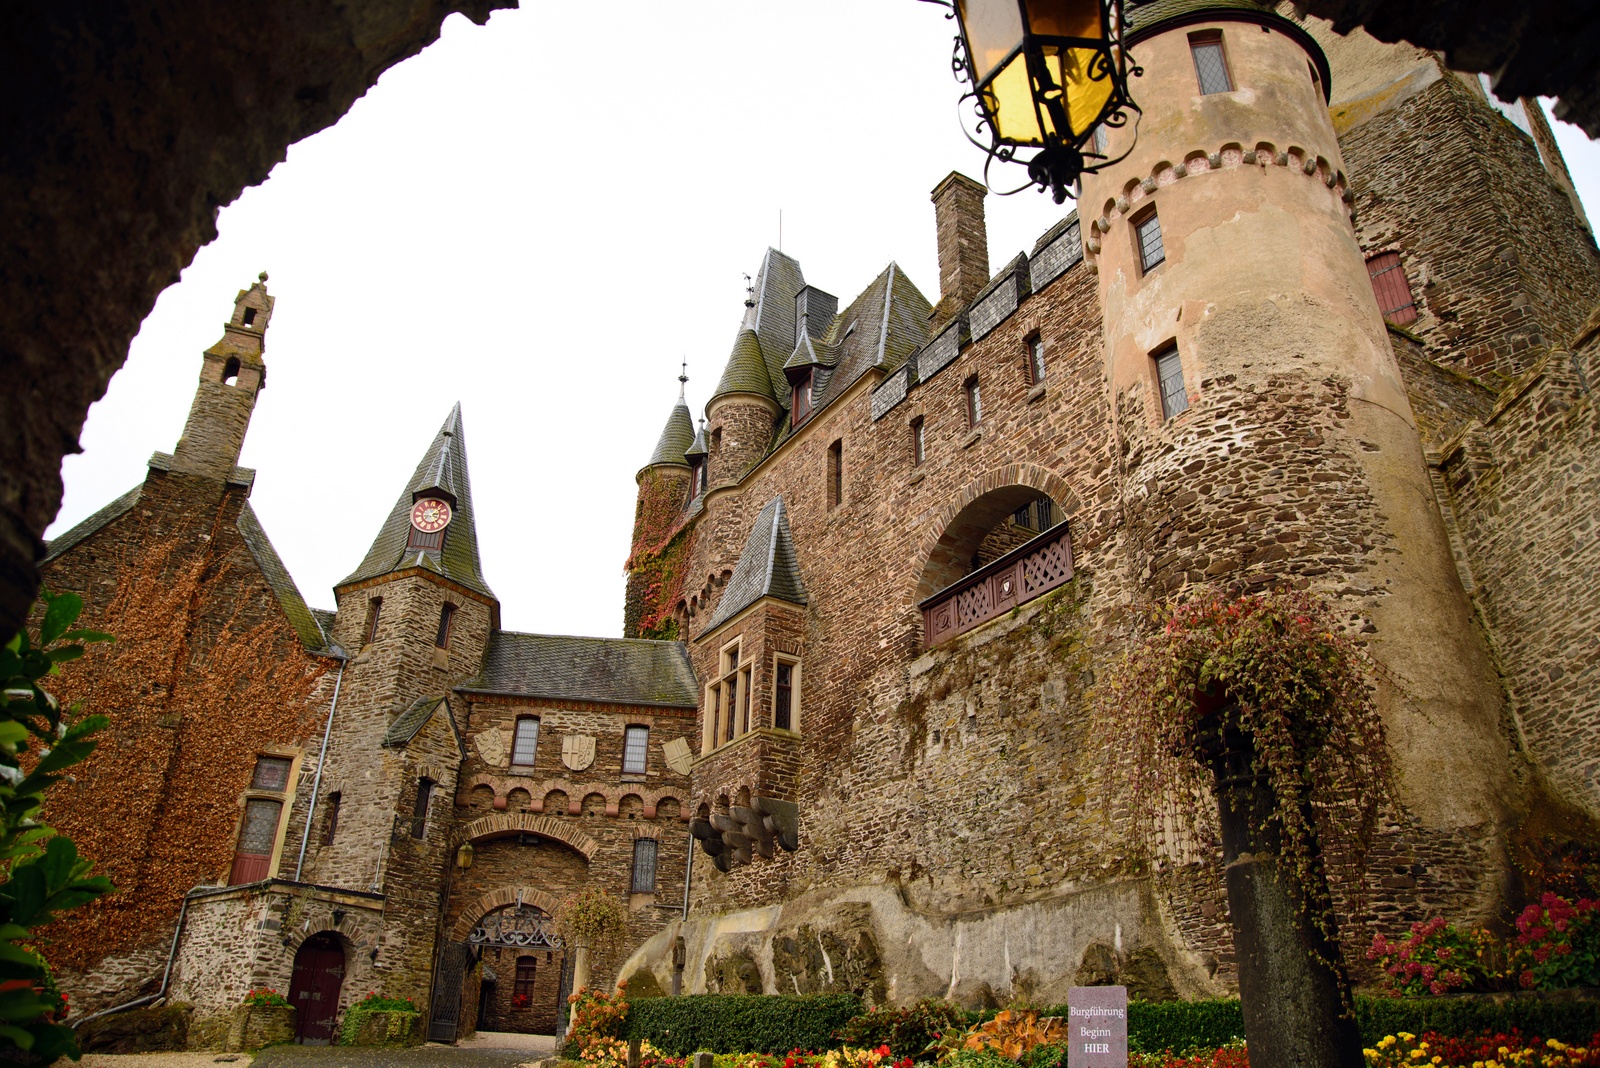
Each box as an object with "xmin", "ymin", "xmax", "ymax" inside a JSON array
[{"xmin": 170, "ymin": 274, "xmax": 273, "ymax": 481}]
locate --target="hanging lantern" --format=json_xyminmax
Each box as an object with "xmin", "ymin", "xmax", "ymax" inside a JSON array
[
  {"xmin": 455, "ymin": 841, "xmax": 475, "ymax": 870},
  {"xmin": 937, "ymin": 0, "xmax": 1143, "ymax": 202}
]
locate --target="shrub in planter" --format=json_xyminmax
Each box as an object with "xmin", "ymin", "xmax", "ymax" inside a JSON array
[
  {"xmin": 229, "ymin": 1001, "xmax": 295, "ymax": 1051},
  {"xmin": 337, "ymin": 993, "xmax": 421, "ymax": 1047}
]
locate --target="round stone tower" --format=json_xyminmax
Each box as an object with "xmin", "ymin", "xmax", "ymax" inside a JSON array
[
  {"xmin": 1081, "ymin": 4, "xmax": 1515, "ymax": 894},
  {"xmin": 705, "ymin": 329, "xmax": 780, "ymax": 488}
]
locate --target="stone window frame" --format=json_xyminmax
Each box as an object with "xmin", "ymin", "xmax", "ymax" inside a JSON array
[
  {"xmin": 910, "ymin": 416, "xmax": 926, "ymax": 467},
  {"xmin": 435, "ymin": 602, "xmax": 457, "ymax": 650},
  {"xmin": 1025, "ymin": 333, "xmax": 1047, "ymax": 386},
  {"xmin": 622, "ymin": 724, "xmax": 650, "ymax": 776},
  {"xmin": 321, "ymin": 790, "xmax": 341, "ymax": 846},
  {"xmin": 511, "ymin": 716, "xmax": 540, "ymax": 769},
  {"xmin": 363, "ymin": 597, "xmax": 382, "ymax": 647},
  {"xmin": 630, "ymin": 835, "xmax": 659, "ymax": 893},
  {"xmin": 228, "ymin": 748, "xmax": 302, "ymax": 886},
  {"xmin": 513, "ymin": 956, "xmax": 538, "ymax": 1004},
  {"xmin": 964, "ymin": 375, "xmax": 984, "ymax": 428},
  {"xmin": 703, "ymin": 637, "xmax": 752, "ymax": 754},
  {"xmin": 1133, "ymin": 207, "xmax": 1165, "ymax": 275},
  {"xmin": 410, "ymin": 775, "xmax": 436, "ymax": 840},
  {"xmin": 1189, "ymin": 29, "xmax": 1234, "ymax": 96},
  {"xmin": 1153, "ymin": 342, "xmax": 1191, "ymax": 421},
  {"xmin": 772, "ymin": 654, "xmax": 801, "ymax": 734}
]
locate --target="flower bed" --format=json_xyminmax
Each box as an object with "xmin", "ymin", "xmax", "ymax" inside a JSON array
[
  {"xmin": 337, "ymin": 992, "xmax": 422, "ymax": 1047},
  {"xmin": 1364, "ymin": 1030, "xmax": 1600, "ymax": 1067}
]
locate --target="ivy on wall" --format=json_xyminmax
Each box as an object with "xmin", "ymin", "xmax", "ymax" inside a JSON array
[
  {"xmin": 43, "ymin": 526, "xmax": 328, "ymax": 977},
  {"xmin": 624, "ymin": 469, "xmax": 696, "ymax": 641}
]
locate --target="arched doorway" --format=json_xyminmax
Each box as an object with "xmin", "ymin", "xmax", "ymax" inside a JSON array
[
  {"xmin": 467, "ymin": 904, "xmax": 565, "ymax": 1035},
  {"xmin": 288, "ymin": 932, "xmax": 346, "ymax": 1045},
  {"xmin": 917, "ymin": 486, "xmax": 1072, "ymax": 647}
]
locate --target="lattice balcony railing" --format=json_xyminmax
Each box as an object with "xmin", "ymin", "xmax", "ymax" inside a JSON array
[{"xmin": 920, "ymin": 521, "xmax": 1074, "ymax": 648}]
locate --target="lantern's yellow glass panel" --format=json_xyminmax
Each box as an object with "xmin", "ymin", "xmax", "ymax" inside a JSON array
[
  {"xmin": 987, "ymin": 54, "xmax": 1046, "ymax": 144},
  {"xmin": 1051, "ymin": 46, "xmax": 1113, "ymax": 138},
  {"xmin": 1028, "ymin": 0, "xmax": 1103, "ymax": 40},
  {"xmin": 959, "ymin": 0, "xmax": 1025, "ymax": 82}
]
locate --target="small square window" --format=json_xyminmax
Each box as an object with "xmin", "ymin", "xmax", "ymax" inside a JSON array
[
  {"xmin": 964, "ymin": 377, "xmax": 983, "ymax": 427},
  {"xmin": 1092, "ymin": 124, "xmax": 1109, "ymax": 155},
  {"xmin": 252, "ymin": 756, "xmax": 293, "ymax": 792},
  {"xmin": 1154, "ymin": 345, "xmax": 1189, "ymax": 420},
  {"xmin": 1190, "ymin": 32, "xmax": 1233, "ymax": 95},
  {"xmin": 1135, "ymin": 211, "xmax": 1165, "ymax": 274}
]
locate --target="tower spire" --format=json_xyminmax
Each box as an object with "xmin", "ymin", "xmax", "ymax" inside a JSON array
[
  {"xmin": 679, "ymin": 359, "xmax": 688, "ymax": 402},
  {"xmin": 168, "ymin": 276, "xmax": 273, "ymax": 481},
  {"xmin": 338, "ymin": 403, "xmax": 495, "ymax": 601}
]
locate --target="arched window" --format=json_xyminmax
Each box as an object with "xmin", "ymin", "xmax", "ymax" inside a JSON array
[{"xmin": 512, "ymin": 717, "xmax": 539, "ymax": 768}]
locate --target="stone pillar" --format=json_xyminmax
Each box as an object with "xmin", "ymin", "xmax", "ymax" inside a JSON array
[
  {"xmin": 572, "ymin": 944, "xmax": 591, "ymax": 994},
  {"xmin": 929, "ymin": 171, "xmax": 989, "ymax": 329}
]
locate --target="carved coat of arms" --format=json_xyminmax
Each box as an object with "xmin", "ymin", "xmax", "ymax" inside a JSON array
[
  {"xmin": 562, "ymin": 733, "xmax": 596, "ymax": 772},
  {"xmin": 662, "ymin": 737, "xmax": 693, "ymax": 775},
  {"xmin": 474, "ymin": 726, "xmax": 507, "ymax": 768}
]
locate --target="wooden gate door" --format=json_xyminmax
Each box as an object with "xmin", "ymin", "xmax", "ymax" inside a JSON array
[
  {"xmin": 288, "ymin": 932, "xmax": 346, "ymax": 1045},
  {"xmin": 428, "ymin": 941, "xmax": 471, "ymax": 1043}
]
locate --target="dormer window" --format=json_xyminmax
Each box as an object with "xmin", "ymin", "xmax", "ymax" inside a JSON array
[{"xmin": 791, "ymin": 371, "xmax": 813, "ymax": 426}]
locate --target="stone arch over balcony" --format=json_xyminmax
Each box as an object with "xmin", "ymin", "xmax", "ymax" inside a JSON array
[
  {"xmin": 455, "ymin": 813, "xmax": 598, "ymax": 859},
  {"xmin": 914, "ymin": 463, "xmax": 1081, "ymax": 601},
  {"xmin": 448, "ymin": 887, "xmax": 565, "ymax": 942}
]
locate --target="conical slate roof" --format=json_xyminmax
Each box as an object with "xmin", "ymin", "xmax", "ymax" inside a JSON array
[
  {"xmin": 339, "ymin": 402, "xmax": 496, "ymax": 600},
  {"xmin": 646, "ymin": 400, "xmax": 695, "ymax": 468},
  {"xmin": 710, "ymin": 329, "xmax": 773, "ymax": 404},
  {"xmin": 701, "ymin": 496, "xmax": 807, "ymax": 634},
  {"xmin": 685, "ymin": 420, "xmax": 708, "ymax": 459}
]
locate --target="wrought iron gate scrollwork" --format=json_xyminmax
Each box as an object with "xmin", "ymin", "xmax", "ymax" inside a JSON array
[{"xmin": 468, "ymin": 905, "xmax": 562, "ymax": 949}]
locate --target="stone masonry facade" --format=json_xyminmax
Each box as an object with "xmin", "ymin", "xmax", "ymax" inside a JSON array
[{"xmin": 619, "ymin": 4, "xmax": 1600, "ymax": 1010}]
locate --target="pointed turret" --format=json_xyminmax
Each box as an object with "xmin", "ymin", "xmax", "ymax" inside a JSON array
[
  {"xmin": 339, "ymin": 402, "xmax": 495, "ymax": 601},
  {"xmin": 709, "ymin": 329, "xmax": 774, "ymax": 408},
  {"xmin": 643, "ymin": 400, "xmax": 695, "ymax": 474},
  {"xmin": 702, "ymin": 495, "xmax": 807, "ymax": 634},
  {"xmin": 706, "ymin": 328, "xmax": 780, "ymax": 487},
  {"xmin": 169, "ymin": 274, "xmax": 273, "ymax": 481}
]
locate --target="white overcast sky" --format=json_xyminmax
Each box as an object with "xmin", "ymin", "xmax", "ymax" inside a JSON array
[{"xmin": 49, "ymin": 3, "xmax": 1600, "ymax": 640}]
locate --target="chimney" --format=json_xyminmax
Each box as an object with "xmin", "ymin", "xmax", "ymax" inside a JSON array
[{"xmin": 930, "ymin": 172, "xmax": 989, "ymax": 329}]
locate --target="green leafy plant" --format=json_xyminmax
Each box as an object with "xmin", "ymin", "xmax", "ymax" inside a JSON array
[
  {"xmin": 556, "ymin": 888, "xmax": 630, "ymax": 954},
  {"xmin": 622, "ymin": 993, "xmax": 863, "ymax": 1056},
  {"xmin": 835, "ymin": 997, "xmax": 965, "ymax": 1060},
  {"xmin": 336, "ymin": 991, "xmax": 420, "ymax": 1046},
  {"xmin": 241, "ymin": 988, "xmax": 290, "ymax": 1008},
  {"xmin": 1102, "ymin": 588, "xmax": 1393, "ymax": 956},
  {"xmin": 1513, "ymin": 894, "xmax": 1600, "ymax": 990},
  {"xmin": 1367, "ymin": 917, "xmax": 1501, "ymax": 996},
  {"xmin": 0, "ymin": 591, "xmax": 114, "ymax": 1061}
]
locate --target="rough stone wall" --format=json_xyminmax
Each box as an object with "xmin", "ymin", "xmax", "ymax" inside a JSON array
[
  {"xmin": 1332, "ymin": 68, "xmax": 1600, "ymax": 384},
  {"xmin": 450, "ymin": 692, "xmax": 695, "ymax": 991},
  {"xmin": 1439, "ymin": 316, "xmax": 1600, "ymax": 819},
  {"xmin": 708, "ymin": 401, "xmax": 779, "ymax": 489},
  {"xmin": 0, "ymin": 0, "xmax": 513, "ymax": 636},
  {"xmin": 168, "ymin": 884, "xmax": 385, "ymax": 1035},
  {"xmin": 39, "ymin": 470, "xmax": 331, "ymax": 1012}
]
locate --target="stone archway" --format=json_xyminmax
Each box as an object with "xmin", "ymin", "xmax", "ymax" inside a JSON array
[
  {"xmin": 450, "ymin": 887, "xmax": 565, "ymax": 943},
  {"xmin": 914, "ymin": 463, "xmax": 1081, "ymax": 601},
  {"xmin": 454, "ymin": 813, "xmax": 599, "ymax": 858}
]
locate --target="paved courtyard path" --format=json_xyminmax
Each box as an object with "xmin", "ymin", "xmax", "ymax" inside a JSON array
[{"xmin": 62, "ymin": 1032, "xmax": 557, "ymax": 1068}]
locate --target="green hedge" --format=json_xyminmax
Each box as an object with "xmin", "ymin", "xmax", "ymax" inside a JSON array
[
  {"xmin": 626, "ymin": 992, "xmax": 1600, "ymax": 1056},
  {"xmin": 623, "ymin": 994, "xmax": 862, "ymax": 1055}
]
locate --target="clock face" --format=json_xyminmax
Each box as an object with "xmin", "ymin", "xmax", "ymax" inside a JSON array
[{"xmin": 410, "ymin": 498, "xmax": 452, "ymax": 533}]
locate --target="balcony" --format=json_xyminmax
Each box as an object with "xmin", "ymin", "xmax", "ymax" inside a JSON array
[{"xmin": 919, "ymin": 521, "xmax": 1074, "ymax": 648}]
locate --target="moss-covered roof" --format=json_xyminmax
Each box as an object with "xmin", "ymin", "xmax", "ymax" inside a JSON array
[
  {"xmin": 462, "ymin": 632, "xmax": 698, "ymax": 707},
  {"xmin": 710, "ymin": 329, "xmax": 773, "ymax": 404},
  {"xmin": 42, "ymin": 485, "xmax": 142, "ymax": 564},
  {"xmin": 646, "ymin": 400, "xmax": 695, "ymax": 468},
  {"xmin": 339, "ymin": 402, "xmax": 496, "ymax": 601},
  {"xmin": 701, "ymin": 496, "xmax": 807, "ymax": 635},
  {"xmin": 383, "ymin": 694, "xmax": 448, "ymax": 748},
  {"xmin": 685, "ymin": 420, "xmax": 708, "ymax": 459},
  {"xmin": 743, "ymin": 248, "xmax": 808, "ymax": 398}
]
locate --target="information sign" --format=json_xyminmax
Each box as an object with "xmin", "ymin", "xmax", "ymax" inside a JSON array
[{"xmin": 1066, "ymin": 985, "xmax": 1127, "ymax": 1068}]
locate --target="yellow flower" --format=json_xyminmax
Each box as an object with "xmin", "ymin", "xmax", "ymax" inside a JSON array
[{"xmin": 1401, "ymin": 1034, "xmax": 1417, "ymax": 1043}]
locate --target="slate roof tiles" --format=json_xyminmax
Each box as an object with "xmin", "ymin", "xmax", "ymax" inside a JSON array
[{"xmin": 463, "ymin": 632, "xmax": 698, "ymax": 708}]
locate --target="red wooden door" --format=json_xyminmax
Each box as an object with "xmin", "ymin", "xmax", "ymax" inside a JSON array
[{"xmin": 289, "ymin": 933, "xmax": 345, "ymax": 1044}]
